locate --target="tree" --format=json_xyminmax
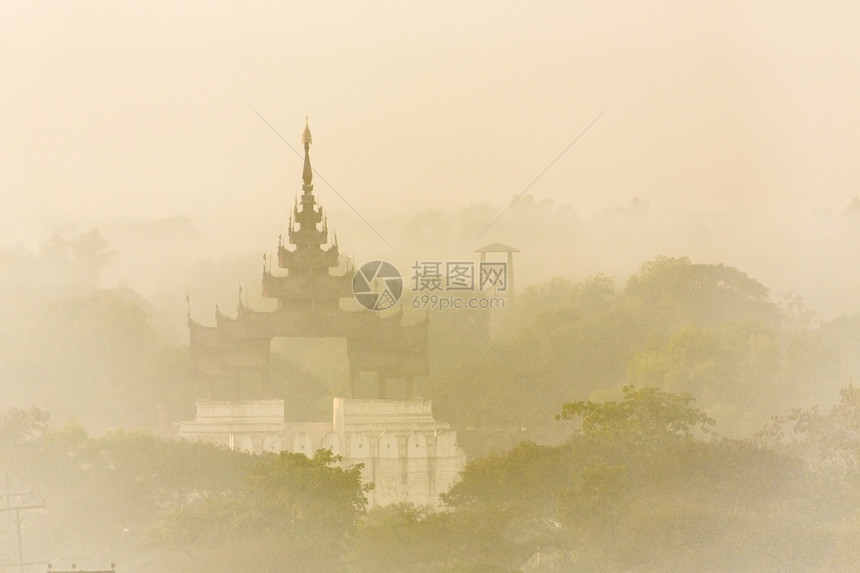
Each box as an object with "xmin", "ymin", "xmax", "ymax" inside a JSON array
[
  {"xmin": 39, "ymin": 228, "xmax": 115, "ymax": 290},
  {"xmin": 626, "ymin": 322, "xmax": 784, "ymax": 434},
  {"xmin": 560, "ymin": 385, "xmax": 715, "ymax": 455},
  {"xmin": 763, "ymin": 385, "xmax": 860, "ymax": 480},
  {"xmin": 0, "ymin": 406, "xmax": 51, "ymax": 483},
  {"xmin": 428, "ymin": 258, "xmax": 790, "ymax": 452},
  {"xmin": 0, "ymin": 405, "xmax": 49, "ymax": 445},
  {"xmin": 623, "ymin": 256, "xmax": 780, "ymax": 331},
  {"xmin": 156, "ymin": 449, "xmax": 371, "ymax": 572},
  {"xmin": 350, "ymin": 502, "xmax": 532, "ymax": 573}
]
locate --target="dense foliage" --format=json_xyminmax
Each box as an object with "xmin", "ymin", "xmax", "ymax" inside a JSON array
[
  {"xmin": 351, "ymin": 386, "xmax": 860, "ymax": 572},
  {"xmin": 429, "ymin": 256, "xmax": 849, "ymax": 446},
  {"xmin": 5, "ymin": 385, "xmax": 860, "ymax": 571}
]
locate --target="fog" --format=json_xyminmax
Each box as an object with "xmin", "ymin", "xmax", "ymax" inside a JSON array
[
  {"xmin": 3, "ymin": 2, "xmax": 860, "ymax": 572},
  {"xmin": 4, "ymin": 2, "xmax": 860, "ymax": 320}
]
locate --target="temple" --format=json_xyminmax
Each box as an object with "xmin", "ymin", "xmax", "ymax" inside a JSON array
[
  {"xmin": 188, "ymin": 119, "xmax": 427, "ymax": 401},
  {"xmin": 180, "ymin": 121, "xmax": 465, "ymax": 507}
]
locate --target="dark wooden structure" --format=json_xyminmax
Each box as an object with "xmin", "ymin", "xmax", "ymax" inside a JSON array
[{"xmin": 189, "ymin": 121, "xmax": 427, "ymax": 399}]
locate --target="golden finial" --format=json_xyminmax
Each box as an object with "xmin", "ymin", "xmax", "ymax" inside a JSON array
[{"xmin": 302, "ymin": 117, "xmax": 312, "ymax": 147}]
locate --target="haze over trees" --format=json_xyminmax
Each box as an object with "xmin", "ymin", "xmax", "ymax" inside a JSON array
[
  {"xmin": 2, "ymin": 226, "xmax": 860, "ymax": 570},
  {"xmin": 5, "ymin": 384, "xmax": 860, "ymax": 571},
  {"xmin": 427, "ymin": 254, "xmax": 849, "ymax": 450},
  {"xmin": 1, "ymin": 227, "xmax": 856, "ymax": 450}
]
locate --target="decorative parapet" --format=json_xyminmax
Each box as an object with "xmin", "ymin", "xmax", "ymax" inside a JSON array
[
  {"xmin": 176, "ymin": 399, "xmax": 286, "ymax": 454},
  {"xmin": 334, "ymin": 397, "xmax": 442, "ymax": 432},
  {"xmin": 177, "ymin": 397, "xmax": 466, "ymax": 507}
]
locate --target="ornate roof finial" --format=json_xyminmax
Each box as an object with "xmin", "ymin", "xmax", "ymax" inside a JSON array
[
  {"xmin": 302, "ymin": 116, "xmax": 312, "ymax": 147},
  {"xmin": 302, "ymin": 118, "xmax": 313, "ymax": 191}
]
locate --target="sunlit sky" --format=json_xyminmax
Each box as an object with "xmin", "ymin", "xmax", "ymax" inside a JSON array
[{"xmin": 3, "ymin": 1, "xmax": 860, "ymax": 316}]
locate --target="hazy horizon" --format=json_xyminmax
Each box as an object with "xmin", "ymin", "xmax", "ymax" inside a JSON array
[{"xmin": 4, "ymin": 2, "xmax": 860, "ymax": 324}]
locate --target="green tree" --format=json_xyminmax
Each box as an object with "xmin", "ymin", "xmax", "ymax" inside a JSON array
[
  {"xmin": 157, "ymin": 449, "xmax": 371, "ymax": 573},
  {"xmin": 626, "ymin": 322, "xmax": 782, "ymax": 433},
  {"xmin": 430, "ymin": 257, "xmax": 792, "ymax": 454},
  {"xmin": 560, "ymin": 385, "xmax": 715, "ymax": 455},
  {"xmin": 763, "ymin": 385, "xmax": 860, "ymax": 482},
  {"xmin": 623, "ymin": 255, "xmax": 780, "ymax": 331},
  {"xmin": 0, "ymin": 410, "xmax": 256, "ymax": 570},
  {"xmin": 350, "ymin": 503, "xmax": 531, "ymax": 573}
]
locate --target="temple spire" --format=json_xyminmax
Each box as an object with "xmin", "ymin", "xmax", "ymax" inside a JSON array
[{"xmin": 302, "ymin": 117, "xmax": 313, "ymax": 191}]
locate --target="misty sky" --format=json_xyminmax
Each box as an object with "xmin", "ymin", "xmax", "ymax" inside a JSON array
[{"xmin": 3, "ymin": 1, "xmax": 860, "ymax": 317}]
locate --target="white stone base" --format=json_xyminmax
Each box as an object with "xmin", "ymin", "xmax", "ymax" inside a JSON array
[
  {"xmin": 176, "ymin": 399, "xmax": 286, "ymax": 454},
  {"xmin": 177, "ymin": 397, "xmax": 466, "ymax": 507},
  {"xmin": 333, "ymin": 398, "xmax": 466, "ymax": 507}
]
